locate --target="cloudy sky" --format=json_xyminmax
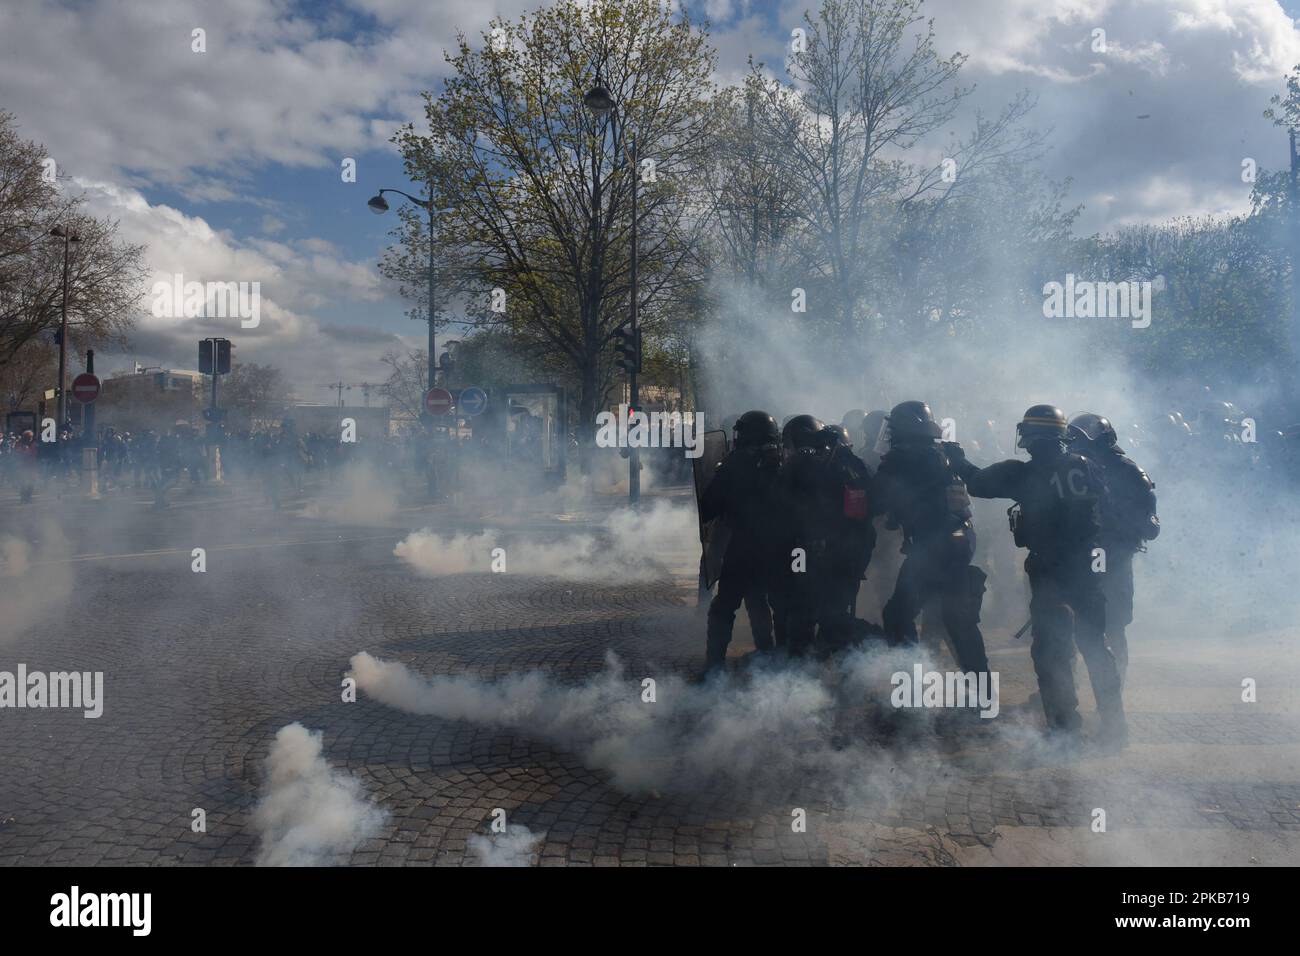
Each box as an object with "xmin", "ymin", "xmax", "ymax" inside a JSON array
[{"xmin": 3, "ymin": 0, "xmax": 1300, "ymax": 398}]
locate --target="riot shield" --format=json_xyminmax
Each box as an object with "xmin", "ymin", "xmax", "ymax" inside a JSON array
[{"xmin": 692, "ymin": 427, "xmax": 730, "ymax": 590}]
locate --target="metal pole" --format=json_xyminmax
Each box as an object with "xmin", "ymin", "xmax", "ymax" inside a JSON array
[
  {"xmin": 208, "ymin": 339, "xmax": 224, "ymax": 483},
  {"xmin": 628, "ymin": 128, "xmax": 640, "ymax": 505},
  {"xmin": 85, "ymin": 349, "xmax": 96, "ymax": 437},
  {"xmin": 83, "ymin": 349, "xmax": 99, "ymax": 498},
  {"xmin": 1291, "ymin": 129, "xmax": 1300, "ymax": 368},
  {"xmin": 427, "ymin": 200, "xmax": 437, "ymax": 390},
  {"xmin": 427, "ymin": 198, "xmax": 439, "ymax": 500},
  {"xmin": 56, "ymin": 234, "xmax": 70, "ymax": 431}
]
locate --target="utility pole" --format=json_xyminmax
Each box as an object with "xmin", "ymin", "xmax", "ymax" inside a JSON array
[
  {"xmin": 50, "ymin": 226, "xmax": 80, "ymax": 433},
  {"xmin": 629, "ymin": 131, "xmax": 640, "ymax": 505},
  {"xmin": 319, "ymin": 382, "xmax": 351, "ymax": 407},
  {"xmin": 1290, "ymin": 127, "xmax": 1299, "ymax": 371},
  {"xmin": 83, "ymin": 349, "xmax": 99, "ymax": 499}
]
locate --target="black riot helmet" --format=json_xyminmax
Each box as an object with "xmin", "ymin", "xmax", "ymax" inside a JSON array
[
  {"xmin": 887, "ymin": 401, "xmax": 942, "ymax": 446},
  {"xmin": 1016, "ymin": 404, "xmax": 1069, "ymax": 450},
  {"xmin": 841, "ymin": 409, "xmax": 868, "ymax": 436},
  {"xmin": 782, "ymin": 414, "xmax": 825, "ymax": 452},
  {"xmin": 1067, "ymin": 412, "xmax": 1117, "ymax": 447},
  {"xmin": 862, "ymin": 409, "xmax": 889, "ymax": 451},
  {"xmin": 733, "ymin": 410, "xmax": 780, "ymax": 448},
  {"xmin": 823, "ymin": 423, "xmax": 852, "ymax": 449}
]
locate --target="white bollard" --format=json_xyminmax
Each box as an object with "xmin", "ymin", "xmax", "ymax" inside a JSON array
[{"xmin": 82, "ymin": 446, "xmax": 100, "ymax": 499}]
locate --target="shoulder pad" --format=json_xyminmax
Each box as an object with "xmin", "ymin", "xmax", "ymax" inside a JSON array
[{"xmin": 1115, "ymin": 453, "xmax": 1155, "ymax": 489}]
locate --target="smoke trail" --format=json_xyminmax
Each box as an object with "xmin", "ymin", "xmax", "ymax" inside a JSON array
[
  {"xmin": 253, "ymin": 722, "xmax": 387, "ymax": 866},
  {"xmin": 467, "ymin": 826, "xmax": 544, "ymax": 867},
  {"xmin": 393, "ymin": 498, "xmax": 697, "ymax": 581},
  {"xmin": 347, "ymin": 645, "xmax": 954, "ymax": 800}
]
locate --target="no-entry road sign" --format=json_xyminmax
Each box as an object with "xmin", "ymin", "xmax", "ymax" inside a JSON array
[
  {"xmin": 71, "ymin": 373, "xmax": 101, "ymax": 404},
  {"xmin": 424, "ymin": 387, "xmax": 453, "ymax": 416}
]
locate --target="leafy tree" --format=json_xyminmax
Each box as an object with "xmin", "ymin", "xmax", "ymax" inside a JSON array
[{"xmin": 382, "ymin": 0, "xmax": 719, "ymax": 467}]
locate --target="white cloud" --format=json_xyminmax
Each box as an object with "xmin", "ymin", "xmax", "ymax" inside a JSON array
[
  {"xmin": 74, "ymin": 178, "xmax": 400, "ymax": 393},
  {"xmin": 833, "ymin": 0, "xmax": 1300, "ymax": 231},
  {"xmin": 0, "ymin": 0, "xmax": 535, "ymax": 198}
]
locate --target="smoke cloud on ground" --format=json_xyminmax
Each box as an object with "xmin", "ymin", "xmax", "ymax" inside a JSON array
[
  {"xmin": 467, "ymin": 826, "xmax": 544, "ymax": 867},
  {"xmin": 253, "ymin": 722, "xmax": 386, "ymax": 866},
  {"xmin": 393, "ymin": 497, "xmax": 697, "ymax": 581},
  {"xmin": 348, "ymin": 644, "xmax": 1032, "ymax": 805},
  {"xmin": 302, "ymin": 461, "xmax": 400, "ymax": 525},
  {"xmin": 0, "ymin": 518, "xmax": 75, "ymax": 640}
]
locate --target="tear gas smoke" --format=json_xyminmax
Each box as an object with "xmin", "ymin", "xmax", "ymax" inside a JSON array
[
  {"xmin": 253, "ymin": 722, "xmax": 387, "ymax": 866},
  {"xmin": 393, "ymin": 497, "xmax": 697, "ymax": 581},
  {"xmin": 302, "ymin": 461, "xmax": 400, "ymax": 524},
  {"xmin": 467, "ymin": 826, "xmax": 544, "ymax": 867},
  {"xmin": 0, "ymin": 519, "xmax": 75, "ymax": 640},
  {"xmin": 696, "ymin": 274, "xmax": 1300, "ymax": 639},
  {"xmin": 348, "ymin": 645, "xmax": 994, "ymax": 803},
  {"xmin": 1, "ymin": 536, "xmax": 32, "ymax": 576}
]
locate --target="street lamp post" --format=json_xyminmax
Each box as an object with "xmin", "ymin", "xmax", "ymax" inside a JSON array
[
  {"xmin": 367, "ymin": 188, "xmax": 437, "ymax": 391},
  {"xmin": 585, "ymin": 83, "xmax": 641, "ymax": 505},
  {"xmin": 50, "ymin": 226, "xmax": 81, "ymax": 432},
  {"xmin": 368, "ymin": 187, "xmax": 443, "ymax": 499}
]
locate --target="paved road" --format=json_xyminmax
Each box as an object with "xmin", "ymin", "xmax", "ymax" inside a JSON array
[{"xmin": 1, "ymin": 477, "xmax": 1298, "ymax": 866}]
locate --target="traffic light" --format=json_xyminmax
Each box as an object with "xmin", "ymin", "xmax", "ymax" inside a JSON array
[
  {"xmin": 199, "ymin": 338, "xmax": 232, "ymax": 375},
  {"xmin": 613, "ymin": 324, "xmax": 640, "ymax": 373}
]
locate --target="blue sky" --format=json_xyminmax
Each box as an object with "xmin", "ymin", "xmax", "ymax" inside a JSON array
[{"xmin": 3, "ymin": 0, "xmax": 1300, "ymax": 396}]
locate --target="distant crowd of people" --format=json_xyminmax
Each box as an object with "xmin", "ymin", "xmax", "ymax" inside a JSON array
[{"xmin": 0, "ymin": 416, "xmax": 494, "ymax": 507}]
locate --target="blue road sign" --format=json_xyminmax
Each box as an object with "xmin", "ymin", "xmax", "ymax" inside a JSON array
[{"xmin": 459, "ymin": 386, "xmax": 488, "ymax": 417}]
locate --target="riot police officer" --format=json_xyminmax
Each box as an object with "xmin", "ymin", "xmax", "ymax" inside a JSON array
[
  {"xmin": 840, "ymin": 410, "xmax": 868, "ymax": 458},
  {"xmin": 1068, "ymin": 413, "xmax": 1160, "ymax": 686},
  {"xmin": 821, "ymin": 423, "xmax": 876, "ymax": 646},
  {"xmin": 873, "ymin": 401, "xmax": 990, "ymax": 676},
  {"xmin": 774, "ymin": 414, "xmax": 837, "ymax": 657},
  {"xmin": 699, "ymin": 410, "xmax": 783, "ymax": 674},
  {"xmin": 859, "ymin": 410, "xmax": 890, "ymax": 470},
  {"xmin": 959, "ymin": 405, "xmax": 1126, "ymax": 744}
]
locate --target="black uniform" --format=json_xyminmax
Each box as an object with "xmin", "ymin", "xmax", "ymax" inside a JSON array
[
  {"xmin": 875, "ymin": 441, "xmax": 990, "ymax": 674},
  {"xmin": 700, "ymin": 441, "xmax": 783, "ymax": 669},
  {"xmin": 961, "ymin": 447, "xmax": 1123, "ymax": 734},
  {"xmin": 1090, "ymin": 446, "xmax": 1158, "ymax": 681},
  {"xmin": 774, "ymin": 441, "xmax": 841, "ymax": 656},
  {"xmin": 822, "ymin": 440, "xmax": 876, "ymax": 646}
]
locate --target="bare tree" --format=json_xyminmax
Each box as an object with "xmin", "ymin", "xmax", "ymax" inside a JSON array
[
  {"xmin": 377, "ymin": 347, "xmax": 429, "ymax": 423},
  {"xmin": 749, "ymin": 0, "xmax": 1045, "ymax": 348},
  {"xmin": 0, "ymin": 110, "xmax": 147, "ymax": 369}
]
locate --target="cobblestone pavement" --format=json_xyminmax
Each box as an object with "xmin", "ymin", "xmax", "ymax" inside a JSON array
[{"xmin": 1, "ymin": 478, "xmax": 1298, "ymax": 866}]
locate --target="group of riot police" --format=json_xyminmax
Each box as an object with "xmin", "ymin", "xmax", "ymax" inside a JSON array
[{"xmin": 698, "ymin": 401, "xmax": 1160, "ymax": 747}]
